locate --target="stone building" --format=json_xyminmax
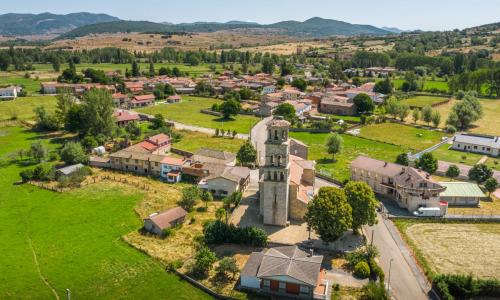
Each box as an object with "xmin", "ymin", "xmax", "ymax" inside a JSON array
[{"xmin": 259, "ymin": 117, "xmax": 316, "ymax": 226}]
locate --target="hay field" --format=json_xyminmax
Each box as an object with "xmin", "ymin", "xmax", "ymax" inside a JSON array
[{"xmin": 406, "ymin": 223, "xmax": 500, "ymax": 279}]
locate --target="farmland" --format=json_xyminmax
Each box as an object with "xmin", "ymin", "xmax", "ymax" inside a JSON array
[
  {"xmin": 395, "ymin": 220, "xmax": 500, "ymax": 279},
  {"xmin": 0, "ymin": 126, "xmax": 211, "ymax": 299},
  {"xmin": 290, "ymin": 131, "xmax": 406, "ymax": 181},
  {"xmin": 401, "ymin": 95, "xmax": 450, "ymax": 108},
  {"xmin": 173, "ymin": 130, "xmax": 245, "ymax": 153},
  {"xmin": 358, "ymin": 122, "xmax": 447, "ymax": 152},
  {"xmin": 137, "ymin": 96, "xmax": 260, "ymax": 134},
  {"xmin": 0, "ymin": 96, "xmax": 57, "ymax": 121}
]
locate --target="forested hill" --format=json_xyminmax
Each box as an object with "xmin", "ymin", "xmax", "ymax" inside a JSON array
[
  {"xmin": 0, "ymin": 12, "xmax": 119, "ymax": 36},
  {"xmin": 59, "ymin": 17, "xmax": 393, "ymax": 39}
]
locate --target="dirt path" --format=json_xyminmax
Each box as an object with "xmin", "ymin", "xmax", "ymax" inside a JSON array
[{"xmin": 28, "ymin": 237, "xmax": 60, "ymax": 300}]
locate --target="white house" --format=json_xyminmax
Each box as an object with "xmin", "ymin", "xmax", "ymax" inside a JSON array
[
  {"xmin": 451, "ymin": 134, "xmax": 500, "ymax": 157},
  {"xmin": 198, "ymin": 165, "xmax": 250, "ymax": 197},
  {"xmin": 0, "ymin": 86, "xmax": 20, "ymax": 99},
  {"xmin": 262, "ymin": 85, "xmax": 277, "ymax": 95},
  {"xmin": 160, "ymin": 157, "xmax": 184, "ymax": 183}
]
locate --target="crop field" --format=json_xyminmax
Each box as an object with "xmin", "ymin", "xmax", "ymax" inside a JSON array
[
  {"xmin": 137, "ymin": 96, "xmax": 260, "ymax": 134},
  {"xmin": 358, "ymin": 122, "xmax": 447, "ymax": 152},
  {"xmin": 402, "ymin": 222, "xmax": 500, "ymax": 279},
  {"xmin": 0, "ymin": 126, "xmax": 210, "ymax": 299},
  {"xmin": 290, "ymin": 131, "xmax": 405, "ymax": 181},
  {"xmin": 402, "ymin": 95, "xmax": 450, "ymax": 108},
  {"xmin": 0, "ymin": 96, "xmax": 57, "ymax": 121}
]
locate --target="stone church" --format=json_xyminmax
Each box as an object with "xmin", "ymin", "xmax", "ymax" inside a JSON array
[{"xmin": 259, "ymin": 117, "xmax": 316, "ymax": 226}]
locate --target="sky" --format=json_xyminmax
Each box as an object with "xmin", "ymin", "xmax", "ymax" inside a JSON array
[{"xmin": 1, "ymin": 0, "xmax": 499, "ymax": 31}]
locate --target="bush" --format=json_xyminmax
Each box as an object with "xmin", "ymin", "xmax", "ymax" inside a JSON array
[
  {"xmin": 190, "ymin": 247, "xmax": 217, "ymax": 278},
  {"xmin": 433, "ymin": 274, "xmax": 500, "ymax": 300},
  {"xmin": 165, "ymin": 260, "xmax": 183, "ymax": 272},
  {"xmin": 163, "ymin": 228, "xmax": 174, "ymax": 237},
  {"xmin": 369, "ymin": 257, "xmax": 385, "ymax": 282},
  {"xmin": 346, "ymin": 249, "xmax": 367, "ymax": 268},
  {"xmin": 203, "ymin": 220, "xmax": 267, "ymax": 247},
  {"xmin": 19, "ymin": 168, "xmax": 35, "ymax": 182},
  {"xmin": 360, "ymin": 282, "xmax": 388, "ymax": 300},
  {"xmin": 354, "ymin": 261, "xmax": 371, "ymax": 279},
  {"xmin": 445, "ymin": 125, "xmax": 457, "ymax": 134}
]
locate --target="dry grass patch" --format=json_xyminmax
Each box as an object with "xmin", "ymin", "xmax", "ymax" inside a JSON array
[
  {"xmin": 406, "ymin": 223, "xmax": 500, "ymax": 279},
  {"xmin": 447, "ymin": 195, "xmax": 500, "ymax": 215}
]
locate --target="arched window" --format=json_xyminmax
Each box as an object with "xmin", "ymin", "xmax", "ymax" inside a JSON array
[
  {"xmin": 280, "ymin": 172, "xmax": 284, "ymax": 181},
  {"xmin": 268, "ymin": 129, "xmax": 272, "ymax": 140},
  {"xmin": 274, "ymin": 130, "xmax": 278, "ymax": 140},
  {"xmin": 270, "ymin": 155, "xmax": 274, "ymax": 165},
  {"xmin": 277, "ymin": 155, "xmax": 282, "ymax": 166},
  {"xmin": 274, "ymin": 171, "xmax": 278, "ymax": 181},
  {"xmin": 282, "ymin": 130, "xmax": 286, "ymax": 139}
]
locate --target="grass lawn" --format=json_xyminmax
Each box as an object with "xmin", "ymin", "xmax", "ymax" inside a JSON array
[
  {"xmin": 358, "ymin": 122, "xmax": 447, "ymax": 152},
  {"xmin": 290, "ymin": 132, "xmax": 406, "ymax": 181},
  {"xmin": 394, "ymin": 220, "xmax": 500, "ymax": 279},
  {"xmin": 137, "ymin": 96, "xmax": 260, "ymax": 134},
  {"xmin": 402, "ymin": 95, "xmax": 450, "ymax": 108},
  {"xmin": 173, "ymin": 130, "xmax": 245, "ymax": 153},
  {"xmin": 0, "ymin": 126, "xmax": 211, "ymax": 299},
  {"xmin": 0, "ymin": 73, "xmax": 46, "ymax": 94},
  {"xmin": 432, "ymin": 99, "xmax": 500, "ymax": 136},
  {"xmin": 431, "ymin": 143, "xmax": 484, "ymax": 166},
  {"xmin": 0, "ymin": 96, "xmax": 57, "ymax": 121}
]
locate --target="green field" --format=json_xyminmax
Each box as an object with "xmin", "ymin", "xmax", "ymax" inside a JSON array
[
  {"xmin": 0, "ymin": 126, "xmax": 211, "ymax": 299},
  {"xmin": 137, "ymin": 96, "xmax": 260, "ymax": 134},
  {"xmin": 402, "ymin": 95, "xmax": 450, "ymax": 108},
  {"xmin": 358, "ymin": 123, "xmax": 447, "ymax": 152},
  {"xmin": 173, "ymin": 130, "xmax": 245, "ymax": 153},
  {"xmin": 431, "ymin": 143, "xmax": 500, "ymax": 171},
  {"xmin": 0, "ymin": 96, "xmax": 57, "ymax": 121},
  {"xmin": 389, "ymin": 78, "xmax": 449, "ymax": 93},
  {"xmin": 290, "ymin": 132, "xmax": 406, "ymax": 181},
  {"xmin": 0, "ymin": 74, "xmax": 47, "ymax": 94}
]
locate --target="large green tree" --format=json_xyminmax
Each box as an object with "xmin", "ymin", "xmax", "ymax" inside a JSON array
[
  {"xmin": 220, "ymin": 99, "xmax": 241, "ymax": 119},
  {"xmin": 468, "ymin": 164, "xmax": 493, "ymax": 184},
  {"xmin": 236, "ymin": 141, "xmax": 257, "ymax": 166},
  {"xmin": 60, "ymin": 142, "xmax": 88, "ymax": 165},
  {"xmin": 416, "ymin": 152, "xmax": 438, "ymax": 174},
  {"xmin": 353, "ymin": 93, "xmax": 375, "ymax": 114},
  {"xmin": 304, "ymin": 187, "xmax": 352, "ymax": 243},
  {"xmin": 80, "ymin": 88, "xmax": 115, "ymax": 138},
  {"xmin": 344, "ymin": 182, "xmax": 378, "ymax": 233},
  {"xmin": 273, "ymin": 103, "xmax": 297, "ymax": 124},
  {"xmin": 326, "ymin": 133, "xmax": 343, "ymax": 161},
  {"xmin": 446, "ymin": 92, "xmax": 483, "ymax": 130}
]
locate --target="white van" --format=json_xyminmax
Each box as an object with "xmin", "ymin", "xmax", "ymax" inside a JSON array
[{"xmin": 413, "ymin": 207, "xmax": 442, "ymax": 217}]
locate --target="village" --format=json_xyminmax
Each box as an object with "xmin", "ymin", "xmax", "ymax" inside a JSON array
[{"xmin": 0, "ymin": 6, "xmax": 500, "ymax": 300}]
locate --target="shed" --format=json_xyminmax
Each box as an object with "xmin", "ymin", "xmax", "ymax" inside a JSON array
[
  {"xmin": 56, "ymin": 164, "xmax": 84, "ymax": 177},
  {"xmin": 439, "ymin": 182, "xmax": 486, "ymax": 206},
  {"xmin": 143, "ymin": 207, "xmax": 188, "ymax": 236}
]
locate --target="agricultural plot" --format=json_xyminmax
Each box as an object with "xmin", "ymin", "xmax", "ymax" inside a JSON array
[
  {"xmin": 0, "ymin": 73, "xmax": 46, "ymax": 94},
  {"xmin": 0, "ymin": 126, "xmax": 210, "ymax": 299},
  {"xmin": 173, "ymin": 130, "xmax": 245, "ymax": 153},
  {"xmin": 402, "ymin": 95, "xmax": 450, "ymax": 108},
  {"xmin": 290, "ymin": 132, "xmax": 406, "ymax": 181},
  {"xmin": 403, "ymin": 222, "xmax": 500, "ymax": 279},
  {"xmin": 137, "ymin": 96, "xmax": 260, "ymax": 134},
  {"xmin": 0, "ymin": 96, "xmax": 57, "ymax": 121},
  {"xmin": 358, "ymin": 122, "xmax": 447, "ymax": 152}
]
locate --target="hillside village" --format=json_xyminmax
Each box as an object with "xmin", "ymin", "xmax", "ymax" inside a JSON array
[{"xmin": 0, "ymin": 6, "xmax": 500, "ymax": 300}]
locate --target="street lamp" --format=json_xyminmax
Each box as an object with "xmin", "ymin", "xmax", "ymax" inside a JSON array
[{"xmin": 387, "ymin": 258, "xmax": 394, "ymax": 298}]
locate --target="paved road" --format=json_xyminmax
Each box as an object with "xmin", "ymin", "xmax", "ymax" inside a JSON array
[{"xmin": 365, "ymin": 215, "xmax": 430, "ymax": 300}]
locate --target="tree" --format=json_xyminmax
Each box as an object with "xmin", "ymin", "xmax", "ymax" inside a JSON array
[
  {"xmin": 236, "ymin": 141, "xmax": 257, "ymax": 166},
  {"xmin": 402, "ymin": 71, "xmax": 418, "ymax": 92},
  {"xmin": 304, "ymin": 187, "xmax": 352, "ymax": 243},
  {"xmin": 227, "ymin": 191, "xmax": 243, "ymax": 208},
  {"xmin": 261, "ymin": 57, "xmax": 275, "ymax": 74},
  {"xmin": 194, "ymin": 82, "xmax": 216, "ymax": 97},
  {"xmin": 353, "ymin": 93, "xmax": 375, "ymax": 114},
  {"xmin": 416, "ymin": 152, "xmax": 438, "ymax": 174},
  {"xmin": 412, "ymin": 109, "xmax": 420, "ymax": 124},
  {"xmin": 374, "ymin": 77, "xmax": 393, "ymax": 94},
  {"xmin": 431, "ymin": 110, "xmax": 441, "ymax": 128},
  {"xmin": 150, "ymin": 113, "xmax": 166, "ymax": 130},
  {"xmin": 421, "ymin": 105, "xmax": 433, "ymax": 125},
  {"xmin": 215, "ymin": 257, "xmax": 239, "ymax": 280},
  {"xmin": 125, "ymin": 121, "xmax": 141, "ymax": 139},
  {"xmin": 445, "ymin": 165, "xmax": 460, "ymax": 179},
  {"xmin": 200, "ymin": 190, "xmax": 213, "ymax": 209},
  {"xmin": 291, "ymin": 78, "xmax": 307, "ymax": 92},
  {"xmin": 192, "ymin": 247, "xmax": 217, "ymax": 278},
  {"xmin": 131, "ymin": 61, "xmax": 140, "ymax": 77},
  {"xmin": 484, "ymin": 178, "xmax": 498, "ymax": 197},
  {"xmin": 148, "ymin": 62, "xmax": 155, "ymax": 77},
  {"xmin": 179, "ymin": 186, "xmax": 199, "ymax": 211},
  {"xmin": 326, "ymin": 133, "xmax": 343, "ymax": 161},
  {"xmin": 446, "ymin": 92, "xmax": 483, "ymax": 130},
  {"xmin": 81, "ymin": 135, "xmax": 98, "ymax": 151},
  {"xmin": 80, "ymin": 88, "xmax": 115, "ymax": 138},
  {"xmin": 220, "ymin": 99, "xmax": 241, "ymax": 119},
  {"xmin": 396, "ymin": 103, "xmax": 410, "ymax": 121},
  {"xmin": 215, "ymin": 207, "xmax": 225, "ymax": 221},
  {"xmin": 344, "ymin": 182, "xmax": 378, "ymax": 233},
  {"xmin": 51, "ymin": 56, "xmax": 61, "ymax": 72},
  {"xmin": 280, "ymin": 62, "xmax": 294, "ymax": 76},
  {"xmin": 468, "ymin": 164, "xmax": 493, "ymax": 183},
  {"xmin": 0, "ymin": 52, "xmax": 11, "ymax": 71},
  {"xmin": 29, "ymin": 141, "xmax": 47, "ymax": 163},
  {"xmin": 33, "ymin": 106, "xmax": 61, "ymax": 131},
  {"xmin": 395, "ymin": 153, "xmax": 409, "ymax": 166},
  {"xmin": 55, "ymin": 91, "xmax": 77, "ymax": 127},
  {"xmin": 273, "ymin": 103, "xmax": 297, "ymax": 124},
  {"xmin": 60, "ymin": 142, "xmax": 88, "ymax": 165}
]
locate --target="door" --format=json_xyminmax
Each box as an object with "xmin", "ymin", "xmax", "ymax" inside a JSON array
[
  {"xmin": 270, "ymin": 280, "xmax": 279, "ymax": 291},
  {"xmin": 286, "ymin": 283, "xmax": 300, "ymax": 295}
]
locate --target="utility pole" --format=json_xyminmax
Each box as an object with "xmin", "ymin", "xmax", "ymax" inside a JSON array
[
  {"xmin": 66, "ymin": 289, "xmax": 71, "ymax": 300},
  {"xmin": 387, "ymin": 259, "xmax": 394, "ymax": 298},
  {"xmin": 370, "ymin": 230, "xmax": 374, "ymax": 247}
]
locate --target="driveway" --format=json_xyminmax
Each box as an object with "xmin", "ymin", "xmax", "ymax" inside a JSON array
[
  {"xmin": 325, "ymin": 270, "xmax": 368, "ymax": 288},
  {"xmin": 365, "ymin": 215, "xmax": 430, "ymax": 300}
]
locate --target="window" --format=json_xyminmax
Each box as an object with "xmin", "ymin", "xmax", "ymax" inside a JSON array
[
  {"xmin": 267, "ymin": 171, "xmax": 271, "ymax": 180},
  {"xmin": 274, "ymin": 172, "xmax": 278, "ymax": 181},
  {"xmin": 280, "ymin": 172, "xmax": 284, "ymax": 181},
  {"xmin": 263, "ymin": 280, "xmax": 270, "ymax": 287},
  {"xmin": 274, "ymin": 130, "xmax": 278, "ymax": 140},
  {"xmin": 279, "ymin": 282, "xmax": 286, "ymax": 289},
  {"xmin": 277, "ymin": 155, "xmax": 282, "ymax": 165},
  {"xmin": 155, "ymin": 162, "xmax": 158, "ymax": 166},
  {"xmin": 300, "ymin": 286, "xmax": 310, "ymax": 294}
]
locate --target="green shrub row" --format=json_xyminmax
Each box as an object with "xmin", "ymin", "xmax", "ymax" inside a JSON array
[
  {"xmin": 433, "ymin": 274, "xmax": 500, "ymax": 300},
  {"xmin": 203, "ymin": 220, "xmax": 267, "ymax": 247}
]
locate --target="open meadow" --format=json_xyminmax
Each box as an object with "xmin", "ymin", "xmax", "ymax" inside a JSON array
[
  {"xmin": 0, "ymin": 125, "xmax": 211, "ymax": 299},
  {"xmin": 173, "ymin": 130, "xmax": 245, "ymax": 153},
  {"xmin": 357, "ymin": 122, "xmax": 447, "ymax": 152},
  {"xmin": 0, "ymin": 96, "xmax": 57, "ymax": 121},
  {"xmin": 401, "ymin": 95, "xmax": 450, "ymax": 108},
  {"xmin": 395, "ymin": 220, "xmax": 500, "ymax": 279},
  {"xmin": 290, "ymin": 131, "xmax": 406, "ymax": 181},
  {"xmin": 137, "ymin": 96, "xmax": 260, "ymax": 134}
]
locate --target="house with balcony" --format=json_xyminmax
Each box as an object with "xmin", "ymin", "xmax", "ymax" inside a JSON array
[
  {"xmin": 350, "ymin": 156, "xmax": 447, "ymax": 214},
  {"xmin": 240, "ymin": 246, "xmax": 330, "ymax": 300}
]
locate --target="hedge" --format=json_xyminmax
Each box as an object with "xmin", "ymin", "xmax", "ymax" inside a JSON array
[
  {"xmin": 433, "ymin": 274, "xmax": 500, "ymax": 300},
  {"xmin": 203, "ymin": 220, "xmax": 267, "ymax": 247}
]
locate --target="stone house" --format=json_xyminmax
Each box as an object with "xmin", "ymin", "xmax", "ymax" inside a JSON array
[{"xmin": 143, "ymin": 207, "xmax": 187, "ymax": 236}]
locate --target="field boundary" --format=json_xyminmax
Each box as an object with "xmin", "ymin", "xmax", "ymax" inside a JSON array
[{"xmin": 28, "ymin": 236, "xmax": 60, "ymax": 300}]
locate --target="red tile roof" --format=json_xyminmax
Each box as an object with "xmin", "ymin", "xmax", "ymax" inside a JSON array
[{"xmin": 133, "ymin": 94, "xmax": 155, "ymax": 102}]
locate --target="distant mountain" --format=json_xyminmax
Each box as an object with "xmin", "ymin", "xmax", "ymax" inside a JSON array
[
  {"xmin": 60, "ymin": 17, "xmax": 392, "ymax": 39},
  {"xmin": 382, "ymin": 27, "xmax": 405, "ymax": 34},
  {"xmin": 0, "ymin": 12, "xmax": 119, "ymax": 36}
]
